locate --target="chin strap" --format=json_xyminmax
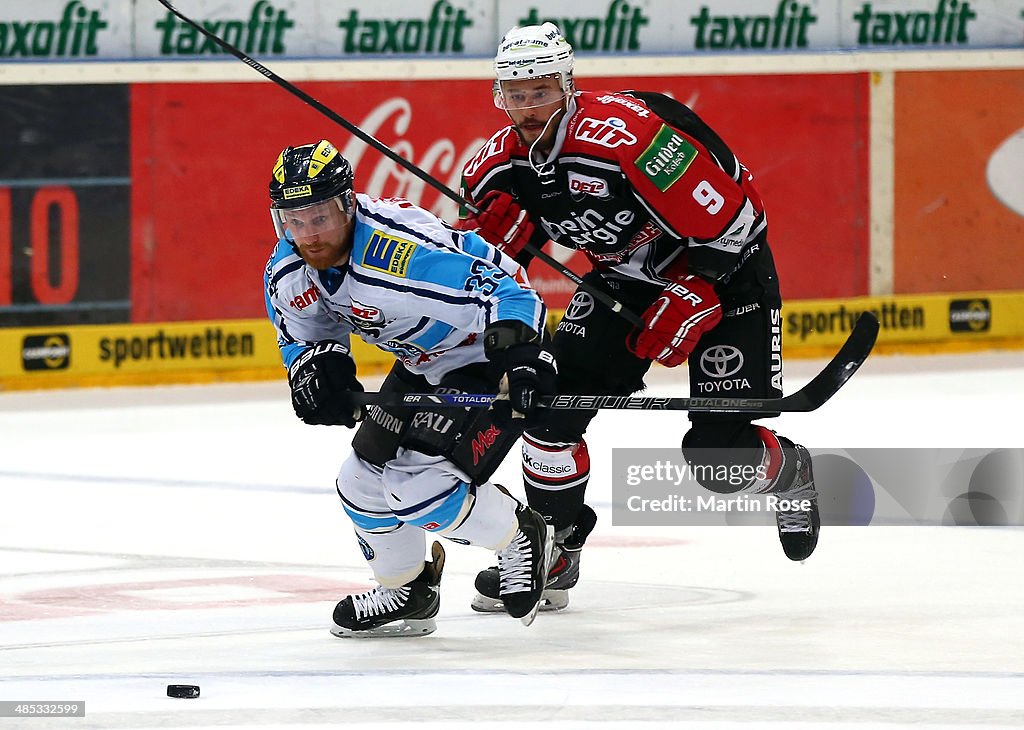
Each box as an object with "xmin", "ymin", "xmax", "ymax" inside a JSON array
[{"xmin": 522, "ymin": 95, "xmax": 576, "ymax": 180}]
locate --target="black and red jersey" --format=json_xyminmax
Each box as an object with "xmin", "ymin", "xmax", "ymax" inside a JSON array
[{"xmin": 461, "ymin": 90, "xmax": 767, "ymax": 287}]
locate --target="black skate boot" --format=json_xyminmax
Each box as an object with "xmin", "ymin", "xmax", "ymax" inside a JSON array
[
  {"xmin": 775, "ymin": 445, "xmax": 820, "ymax": 561},
  {"xmin": 472, "ymin": 504, "xmax": 596, "ymax": 613},
  {"xmin": 495, "ymin": 505, "xmax": 555, "ymax": 626},
  {"xmin": 331, "ymin": 541, "xmax": 445, "ymax": 638}
]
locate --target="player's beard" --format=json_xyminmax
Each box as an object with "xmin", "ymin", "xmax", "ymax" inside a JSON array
[
  {"xmin": 297, "ymin": 236, "xmax": 351, "ymax": 270},
  {"xmin": 515, "ymin": 106, "xmax": 564, "ymax": 151}
]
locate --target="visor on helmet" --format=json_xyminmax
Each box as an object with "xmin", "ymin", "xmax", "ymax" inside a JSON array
[
  {"xmin": 271, "ymin": 194, "xmax": 353, "ymax": 242},
  {"xmin": 493, "ymin": 76, "xmax": 570, "ymax": 111}
]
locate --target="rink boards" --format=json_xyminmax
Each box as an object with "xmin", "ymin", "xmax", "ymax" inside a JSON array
[{"xmin": 1, "ymin": 289, "xmax": 1022, "ymax": 390}]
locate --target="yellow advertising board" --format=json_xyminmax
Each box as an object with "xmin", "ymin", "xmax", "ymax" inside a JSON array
[
  {"xmin": 0, "ymin": 319, "xmax": 393, "ymax": 391},
  {"xmin": 1, "ymin": 291, "xmax": 1022, "ymax": 391},
  {"xmin": 780, "ymin": 291, "xmax": 1024, "ymax": 355}
]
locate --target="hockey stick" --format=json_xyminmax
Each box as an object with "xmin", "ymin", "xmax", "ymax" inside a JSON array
[
  {"xmin": 152, "ymin": 0, "xmax": 642, "ymax": 327},
  {"xmin": 353, "ymin": 312, "xmax": 879, "ymax": 414}
]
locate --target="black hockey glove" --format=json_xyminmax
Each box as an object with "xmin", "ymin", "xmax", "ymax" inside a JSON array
[
  {"xmin": 484, "ymin": 321, "xmax": 557, "ymax": 427},
  {"xmin": 287, "ymin": 341, "xmax": 364, "ymax": 427}
]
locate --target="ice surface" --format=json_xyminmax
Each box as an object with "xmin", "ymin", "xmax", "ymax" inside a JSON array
[{"xmin": 1, "ymin": 351, "xmax": 1022, "ymax": 728}]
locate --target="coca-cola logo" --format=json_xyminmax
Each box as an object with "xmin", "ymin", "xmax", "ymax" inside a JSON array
[{"xmin": 338, "ymin": 97, "xmax": 487, "ymax": 221}]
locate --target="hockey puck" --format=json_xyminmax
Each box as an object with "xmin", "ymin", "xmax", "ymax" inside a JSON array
[{"xmin": 167, "ymin": 684, "xmax": 200, "ymax": 698}]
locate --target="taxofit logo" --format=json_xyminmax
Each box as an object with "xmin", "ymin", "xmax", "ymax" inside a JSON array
[
  {"xmin": 0, "ymin": 1, "xmax": 108, "ymax": 58},
  {"xmin": 155, "ymin": 1, "xmax": 295, "ymax": 55},
  {"xmin": 337, "ymin": 0, "xmax": 473, "ymax": 53},
  {"xmin": 518, "ymin": 1, "xmax": 650, "ymax": 51}
]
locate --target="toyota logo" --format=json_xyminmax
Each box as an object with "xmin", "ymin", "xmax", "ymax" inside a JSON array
[
  {"xmin": 700, "ymin": 345, "xmax": 744, "ymax": 378},
  {"xmin": 564, "ymin": 292, "xmax": 595, "ymax": 321}
]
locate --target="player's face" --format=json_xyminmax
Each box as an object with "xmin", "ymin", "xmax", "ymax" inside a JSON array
[
  {"xmin": 500, "ymin": 76, "xmax": 567, "ymax": 150},
  {"xmin": 282, "ymin": 198, "xmax": 354, "ymax": 270}
]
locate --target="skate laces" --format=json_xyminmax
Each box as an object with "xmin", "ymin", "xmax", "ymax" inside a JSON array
[
  {"xmin": 351, "ymin": 585, "xmax": 410, "ymax": 620},
  {"xmin": 497, "ymin": 531, "xmax": 533, "ymax": 593},
  {"xmin": 776, "ymin": 481, "xmax": 818, "ymax": 533}
]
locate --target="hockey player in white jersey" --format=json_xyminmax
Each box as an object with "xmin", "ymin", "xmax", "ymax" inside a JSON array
[{"xmin": 264, "ymin": 139, "xmax": 557, "ymax": 636}]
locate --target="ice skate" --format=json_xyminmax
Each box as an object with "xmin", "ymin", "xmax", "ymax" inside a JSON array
[
  {"xmin": 775, "ymin": 445, "xmax": 820, "ymax": 561},
  {"xmin": 494, "ymin": 505, "xmax": 555, "ymax": 626},
  {"xmin": 331, "ymin": 542, "xmax": 445, "ymax": 638},
  {"xmin": 473, "ymin": 504, "xmax": 596, "ymax": 613}
]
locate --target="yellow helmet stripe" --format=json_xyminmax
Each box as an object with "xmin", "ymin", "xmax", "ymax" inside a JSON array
[
  {"xmin": 272, "ymin": 151, "xmax": 285, "ymax": 183},
  {"xmin": 308, "ymin": 139, "xmax": 338, "ymax": 179}
]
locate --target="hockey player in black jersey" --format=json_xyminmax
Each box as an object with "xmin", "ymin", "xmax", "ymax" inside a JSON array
[{"xmin": 458, "ymin": 24, "xmax": 819, "ymax": 613}]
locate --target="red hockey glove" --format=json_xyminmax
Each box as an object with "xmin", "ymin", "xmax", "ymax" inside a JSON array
[
  {"xmin": 627, "ymin": 276, "xmax": 723, "ymax": 367},
  {"xmin": 458, "ymin": 190, "xmax": 534, "ymax": 256}
]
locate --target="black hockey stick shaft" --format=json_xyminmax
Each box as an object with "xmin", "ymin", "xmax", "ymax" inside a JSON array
[
  {"xmin": 353, "ymin": 312, "xmax": 880, "ymax": 415},
  {"xmin": 153, "ymin": 0, "xmax": 642, "ymax": 327}
]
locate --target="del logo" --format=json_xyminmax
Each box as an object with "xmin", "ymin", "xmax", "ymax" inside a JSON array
[
  {"xmin": 568, "ymin": 172, "xmax": 610, "ymax": 198},
  {"xmin": 362, "ymin": 231, "xmax": 415, "ymax": 277},
  {"xmin": 949, "ymin": 299, "xmax": 991, "ymax": 333},
  {"xmin": 471, "ymin": 424, "xmax": 502, "ymax": 465},
  {"xmin": 574, "ymin": 117, "xmax": 638, "ymax": 148},
  {"xmin": 22, "ymin": 333, "xmax": 71, "ymax": 371}
]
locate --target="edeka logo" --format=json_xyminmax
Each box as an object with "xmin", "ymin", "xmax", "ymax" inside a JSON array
[
  {"xmin": 22, "ymin": 334, "xmax": 71, "ymax": 371},
  {"xmin": 155, "ymin": 1, "xmax": 294, "ymax": 56},
  {"xmin": 690, "ymin": 0, "xmax": 818, "ymax": 50},
  {"xmin": 853, "ymin": 0, "xmax": 977, "ymax": 46},
  {"xmin": 0, "ymin": 1, "xmax": 108, "ymax": 58},
  {"xmin": 949, "ymin": 299, "xmax": 991, "ymax": 333},
  {"xmin": 337, "ymin": 0, "xmax": 472, "ymax": 54},
  {"xmin": 519, "ymin": 0, "xmax": 649, "ymax": 51}
]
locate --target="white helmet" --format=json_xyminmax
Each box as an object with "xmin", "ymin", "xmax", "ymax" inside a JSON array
[{"xmin": 493, "ymin": 23, "xmax": 575, "ymax": 97}]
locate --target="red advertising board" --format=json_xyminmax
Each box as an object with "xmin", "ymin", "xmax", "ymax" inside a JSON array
[
  {"xmin": 894, "ymin": 69, "xmax": 1024, "ymax": 294},
  {"xmin": 130, "ymin": 73, "xmax": 868, "ymax": 321}
]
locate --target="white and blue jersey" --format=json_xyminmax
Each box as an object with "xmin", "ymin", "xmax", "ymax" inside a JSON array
[{"xmin": 264, "ymin": 194, "xmax": 545, "ymax": 383}]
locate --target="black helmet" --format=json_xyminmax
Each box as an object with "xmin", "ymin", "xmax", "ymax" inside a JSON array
[{"xmin": 269, "ymin": 139, "xmax": 354, "ymax": 211}]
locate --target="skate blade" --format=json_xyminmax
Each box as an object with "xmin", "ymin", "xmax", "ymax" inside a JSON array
[
  {"xmin": 330, "ymin": 617, "xmax": 437, "ymax": 638},
  {"xmin": 470, "ymin": 589, "xmax": 568, "ymax": 613},
  {"xmin": 520, "ymin": 602, "xmax": 540, "ymax": 627},
  {"xmin": 520, "ymin": 525, "xmax": 556, "ymax": 626}
]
